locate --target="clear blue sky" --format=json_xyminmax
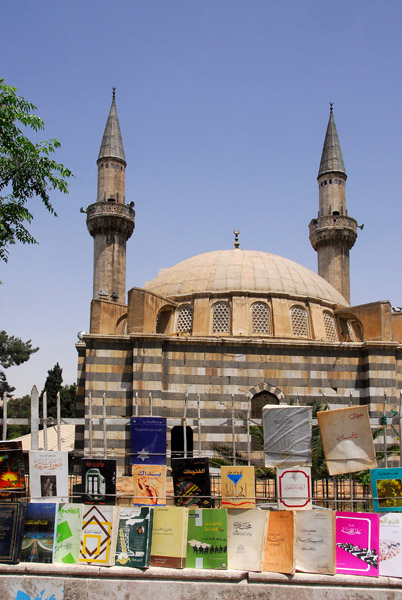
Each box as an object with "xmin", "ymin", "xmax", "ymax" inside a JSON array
[{"xmin": 2, "ymin": 0, "xmax": 402, "ymax": 397}]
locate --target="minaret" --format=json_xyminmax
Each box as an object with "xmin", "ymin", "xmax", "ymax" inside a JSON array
[
  {"xmin": 309, "ymin": 104, "xmax": 357, "ymax": 304},
  {"xmin": 86, "ymin": 89, "xmax": 135, "ymax": 333}
]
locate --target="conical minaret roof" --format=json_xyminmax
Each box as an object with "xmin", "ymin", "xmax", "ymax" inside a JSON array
[
  {"xmin": 98, "ymin": 88, "xmax": 126, "ymax": 164},
  {"xmin": 318, "ymin": 104, "xmax": 346, "ymax": 178}
]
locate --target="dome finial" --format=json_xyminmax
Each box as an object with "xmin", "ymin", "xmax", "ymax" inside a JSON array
[
  {"xmin": 233, "ymin": 229, "xmax": 240, "ymax": 249},
  {"xmin": 112, "ymin": 86, "xmax": 116, "ymax": 102},
  {"xmin": 330, "ymin": 101, "xmax": 334, "ymax": 112}
]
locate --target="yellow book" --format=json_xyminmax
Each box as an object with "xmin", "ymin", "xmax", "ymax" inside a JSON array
[
  {"xmin": 221, "ymin": 466, "xmax": 255, "ymax": 509},
  {"xmin": 262, "ymin": 510, "xmax": 295, "ymax": 574},
  {"xmin": 150, "ymin": 506, "xmax": 189, "ymax": 568}
]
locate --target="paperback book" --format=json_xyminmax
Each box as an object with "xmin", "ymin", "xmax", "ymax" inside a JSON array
[
  {"xmin": 227, "ymin": 508, "xmax": 269, "ymax": 571},
  {"xmin": 133, "ymin": 464, "xmax": 166, "ymax": 506},
  {"xmin": 379, "ymin": 512, "xmax": 402, "ymax": 578},
  {"xmin": 262, "ymin": 510, "xmax": 295, "ymax": 574},
  {"xmin": 186, "ymin": 508, "xmax": 228, "ymax": 570},
  {"xmin": 53, "ymin": 503, "xmax": 84, "ymax": 564},
  {"xmin": 80, "ymin": 458, "xmax": 116, "ymax": 504},
  {"xmin": 115, "ymin": 506, "xmax": 154, "ymax": 568},
  {"xmin": 20, "ymin": 502, "xmax": 57, "ymax": 563},
  {"xmin": 0, "ymin": 440, "xmax": 26, "ymax": 499},
  {"xmin": 263, "ymin": 406, "xmax": 312, "ymax": 468},
  {"xmin": 370, "ymin": 467, "xmax": 402, "ymax": 512},
  {"xmin": 150, "ymin": 506, "xmax": 189, "ymax": 568},
  {"xmin": 0, "ymin": 501, "xmax": 27, "ymax": 564},
  {"xmin": 130, "ymin": 417, "xmax": 167, "ymax": 465},
  {"xmin": 277, "ymin": 466, "xmax": 312, "ymax": 510},
  {"xmin": 221, "ymin": 466, "xmax": 255, "ymax": 509},
  {"xmin": 29, "ymin": 450, "xmax": 69, "ymax": 503},
  {"xmin": 172, "ymin": 457, "xmax": 213, "ymax": 508},
  {"xmin": 295, "ymin": 509, "xmax": 335, "ymax": 574},
  {"xmin": 335, "ymin": 511, "xmax": 379, "ymax": 577},
  {"xmin": 79, "ymin": 504, "xmax": 119, "ymax": 566}
]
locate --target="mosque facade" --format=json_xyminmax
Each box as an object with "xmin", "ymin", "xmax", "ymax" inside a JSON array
[{"xmin": 75, "ymin": 93, "xmax": 402, "ymax": 472}]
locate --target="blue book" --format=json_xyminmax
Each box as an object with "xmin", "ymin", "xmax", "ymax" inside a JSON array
[
  {"xmin": 0, "ymin": 501, "xmax": 27, "ymax": 564},
  {"xmin": 371, "ymin": 468, "xmax": 402, "ymax": 512},
  {"xmin": 20, "ymin": 502, "xmax": 57, "ymax": 563},
  {"xmin": 130, "ymin": 417, "xmax": 167, "ymax": 465}
]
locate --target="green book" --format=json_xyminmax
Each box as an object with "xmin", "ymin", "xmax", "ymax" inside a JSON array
[
  {"xmin": 53, "ymin": 503, "xmax": 84, "ymax": 564},
  {"xmin": 186, "ymin": 508, "xmax": 227, "ymax": 570},
  {"xmin": 115, "ymin": 506, "xmax": 154, "ymax": 568}
]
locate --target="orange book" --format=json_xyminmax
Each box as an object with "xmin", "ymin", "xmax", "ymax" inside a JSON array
[
  {"xmin": 133, "ymin": 464, "xmax": 166, "ymax": 505},
  {"xmin": 221, "ymin": 466, "xmax": 255, "ymax": 509},
  {"xmin": 262, "ymin": 510, "xmax": 295, "ymax": 574}
]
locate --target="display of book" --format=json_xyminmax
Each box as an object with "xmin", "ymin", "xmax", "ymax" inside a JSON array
[
  {"xmin": 0, "ymin": 440, "xmax": 26, "ymax": 499},
  {"xmin": 277, "ymin": 467, "xmax": 312, "ymax": 510},
  {"xmin": 115, "ymin": 506, "xmax": 154, "ymax": 568},
  {"xmin": 0, "ymin": 501, "xmax": 26, "ymax": 564},
  {"xmin": 371, "ymin": 467, "xmax": 402, "ymax": 512},
  {"xmin": 227, "ymin": 508, "xmax": 269, "ymax": 572},
  {"xmin": 335, "ymin": 511, "xmax": 379, "ymax": 577},
  {"xmin": 263, "ymin": 406, "xmax": 312, "ymax": 468},
  {"xmin": 130, "ymin": 417, "xmax": 167, "ymax": 465},
  {"xmin": 262, "ymin": 510, "xmax": 295, "ymax": 574},
  {"xmin": 221, "ymin": 466, "xmax": 255, "ymax": 509},
  {"xmin": 80, "ymin": 458, "xmax": 116, "ymax": 505},
  {"xmin": 29, "ymin": 450, "xmax": 69, "ymax": 503},
  {"xmin": 317, "ymin": 406, "xmax": 377, "ymax": 476},
  {"xmin": 172, "ymin": 457, "xmax": 213, "ymax": 508},
  {"xmin": 150, "ymin": 506, "xmax": 188, "ymax": 568},
  {"xmin": 133, "ymin": 464, "xmax": 166, "ymax": 506},
  {"xmin": 20, "ymin": 502, "xmax": 57, "ymax": 563},
  {"xmin": 185, "ymin": 508, "xmax": 227, "ymax": 569},
  {"xmin": 53, "ymin": 503, "xmax": 84, "ymax": 564},
  {"xmin": 295, "ymin": 509, "xmax": 335, "ymax": 574},
  {"xmin": 79, "ymin": 504, "xmax": 119, "ymax": 566},
  {"xmin": 379, "ymin": 512, "xmax": 402, "ymax": 578}
]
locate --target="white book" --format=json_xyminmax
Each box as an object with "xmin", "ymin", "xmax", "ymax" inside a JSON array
[
  {"xmin": 227, "ymin": 508, "xmax": 269, "ymax": 572},
  {"xmin": 379, "ymin": 513, "xmax": 402, "ymax": 578},
  {"xmin": 277, "ymin": 466, "xmax": 312, "ymax": 510},
  {"xmin": 29, "ymin": 450, "xmax": 69, "ymax": 503},
  {"xmin": 295, "ymin": 509, "xmax": 335, "ymax": 574},
  {"xmin": 263, "ymin": 405, "xmax": 312, "ymax": 468}
]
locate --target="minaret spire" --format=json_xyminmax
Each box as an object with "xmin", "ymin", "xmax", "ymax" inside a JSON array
[
  {"xmin": 309, "ymin": 106, "xmax": 358, "ymax": 304},
  {"xmin": 98, "ymin": 87, "xmax": 126, "ymax": 165}
]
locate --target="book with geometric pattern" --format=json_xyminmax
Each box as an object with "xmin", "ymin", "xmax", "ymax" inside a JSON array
[
  {"xmin": 53, "ymin": 503, "xmax": 83, "ymax": 564},
  {"xmin": 78, "ymin": 504, "xmax": 119, "ymax": 566}
]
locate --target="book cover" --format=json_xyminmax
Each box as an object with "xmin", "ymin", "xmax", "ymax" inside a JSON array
[
  {"xmin": 29, "ymin": 450, "xmax": 69, "ymax": 503},
  {"xmin": 133, "ymin": 464, "xmax": 166, "ymax": 506},
  {"xmin": 262, "ymin": 510, "xmax": 295, "ymax": 574},
  {"xmin": 79, "ymin": 504, "xmax": 119, "ymax": 566},
  {"xmin": 130, "ymin": 417, "xmax": 167, "ymax": 465},
  {"xmin": 262, "ymin": 406, "xmax": 312, "ymax": 468},
  {"xmin": 172, "ymin": 457, "xmax": 213, "ymax": 508},
  {"xmin": 80, "ymin": 458, "xmax": 116, "ymax": 504},
  {"xmin": 227, "ymin": 508, "xmax": 269, "ymax": 571},
  {"xmin": 0, "ymin": 501, "xmax": 26, "ymax": 564},
  {"xmin": 53, "ymin": 503, "xmax": 84, "ymax": 564},
  {"xmin": 371, "ymin": 467, "xmax": 402, "ymax": 512},
  {"xmin": 335, "ymin": 511, "xmax": 379, "ymax": 577},
  {"xmin": 185, "ymin": 508, "xmax": 227, "ymax": 570},
  {"xmin": 317, "ymin": 406, "xmax": 377, "ymax": 476},
  {"xmin": 379, "ymin": 512, "xmax": 402, "ymax": 578},
  {"xmin": 115, "ymin": 506, "xmax": 154, "ymax": 568},
  {"xmin": 221, "ymin": 466, "xmax": 255, "ymax": 509},
  {"xmin": 150, "ymin": 506, "xmax": 188, "ymax": 568},
  {"xmin": 0, "ymin": 440, "xmax": 26, "ymax": 499},
  {"xmin": 20, "ymin": 502, "xmax": 57, "ymax": 563},
  {"xmin": 277, "ymin": 467, "xmax": 312, "ymax": 510},
  {"xmin": 295, "ymin": 509, "xmax": 335, "ymax": 574}
]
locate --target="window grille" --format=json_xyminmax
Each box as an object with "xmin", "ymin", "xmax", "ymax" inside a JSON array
[
  {"xmin": 177, "ymin": 305, "xmax": 193, "ymax": 333},
  {"xmin": 212, "ymin": 302, "xmax": 230, "ymax": 334},
  {"xmin": 347, "ymin": 320, "xmax": 356, "ymax": 341},
  {"xmin": 156, "ymin": 311, "xmax": 161, "ymax": 333},
  {"xmin": 251, "ymin": 302, "xmax": 270, "ymax": 334},
  {"xmin": 323, "ymin": 311, "xmax": 338, "ymax": 342},
  {"xmin": 290, "ymin": 306, "xmax": 309, "ymax": 337}
]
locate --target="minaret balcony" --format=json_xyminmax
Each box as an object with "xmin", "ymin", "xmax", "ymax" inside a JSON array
[
  {"xmin": 86, "ymin": 201, "xmax": 135, "ymax": 238},
  {"xmin": 309, "ymin": 215, "xmax": 357, "ymax": 250}
]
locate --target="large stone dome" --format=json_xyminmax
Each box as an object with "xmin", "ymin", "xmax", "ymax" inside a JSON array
[{"xmin": 144, "ymin": 249, "xmax": 348, "ymax": 306}]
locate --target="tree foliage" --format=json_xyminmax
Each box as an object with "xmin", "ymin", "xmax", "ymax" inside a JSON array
[
  {"xmin": 41, "ymin": 362, "xmax": 76, "ymax": 419},
  {"xmin": 0, "ymin": 330, "xmax": 38, "ymax": 396},
  {"xmin": 0, "ymin": 79, "xmax": 72, "ymax": 262}
]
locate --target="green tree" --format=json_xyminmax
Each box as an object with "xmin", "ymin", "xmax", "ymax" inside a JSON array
[
  {"xmin": 6, "ymin": 394, "xmax": 30, "ymax": 439},
  {"xmin": 0, "ymin": 79, "xmax": 72, "ymax": 262},
  {"xmin": 0, "ymin": 330, "xmax": 38, "ymax": 396},
  {"xmin": 41, "ymin": 363, "xmax": 76, "ymax": 419}
]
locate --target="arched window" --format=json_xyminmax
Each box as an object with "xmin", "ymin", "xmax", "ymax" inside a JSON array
[
  {"xmin": 251, "ymin": 301, "xmax": 271, "ymax": 334},
  {"xmin": 156, "ymin": 307, "xmax": 174, "ymax": 334},
  {"xmin": 290, "ymin": 305, "xmax": 309, "ymax": 337},
  {"xmin": 323, "ymin": 311, "xmax": 338, "ymax": 342},
  {"xmin": 212, "ymin": 301, "xmax": 230, "ymax": 334},
  {"xmin": 176, "ymin": 305, "xmax": 193, "ymax": 333}
]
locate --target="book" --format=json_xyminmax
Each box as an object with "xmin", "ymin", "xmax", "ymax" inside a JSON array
[
  {"xmin": 20, "ymin": 502, "xmax": 57, "ymax": 563},
  {"xmin": 79, "ymin": 504, "xmax": 119, "ymax": 566},
  {"xmin": 227, "ymin": 508, "xmax": 269, "ymax": 571},
  {"xmin": 133, "ymin": 464, "xmax": 166, "ymax": 506},
  {"xmin": 186, "ymin": 508, "xmax": 228, "ymax": 570},
  {"xmin": 262, "ymin": 406, "xmax": 312, "ymax": 468},
  {"xmin": 115, "ymin": 506, "xmax": 154, "ymax": 568},
  {"xmin": 150, "ymin": 506, "xmax": 188, "ymax": 568},
  {"xmin": 29, "ymin": 450, "xmax": 69, "ymax": 503},
  {"xmin": 0, "ymin": 440, "xmax": 26, "ymax": 499},
  {"xmin": 221, "ymin": 466, "xmax": 255, "ymax": 509},
  {"xmin": 277, "ymin": 466, "xmax": 312, "ymax": 510},
  {"xmin": 262, "ymin": 510, "xmax": 295, "ymax": 574},
  {"xmin": 80, "ymin": 458, "xmax": 116, "ymax": 504},
  {"xmin": 317, "ymin": 406, "xmax": 377, "ymax": 476},
  {"xmin": 53, "ymin": 503, "xmax": 84, "ymax": 564},
  {"xmin": 130, "ymin": 417, "xmax": 167, "ymax": 465},
  {"xmin": 295, "ymin": 509, "xmax": 335, "ymax": 574},
  {"xmin": 379, "ymin": 512, "xmax": 402, "ymax": 578},
  {"xmin": 335, "ymin": 511, "xmax": 379, "ymax": 577},
  {"xmin": 172, "ymin": 457, "xmax": 213, "ymax": 508},
  {"xmin": 370, "ymin": 467, "xmax": 402, "ymax": 512},
  {"xmin": 0, "ymin": 501, "xmax": 26, "ymax": 564}
]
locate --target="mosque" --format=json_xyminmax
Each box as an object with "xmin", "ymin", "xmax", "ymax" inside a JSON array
[{"xmin": 75, "ymin": 92, "xmax": 402, "ymax": 472}]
